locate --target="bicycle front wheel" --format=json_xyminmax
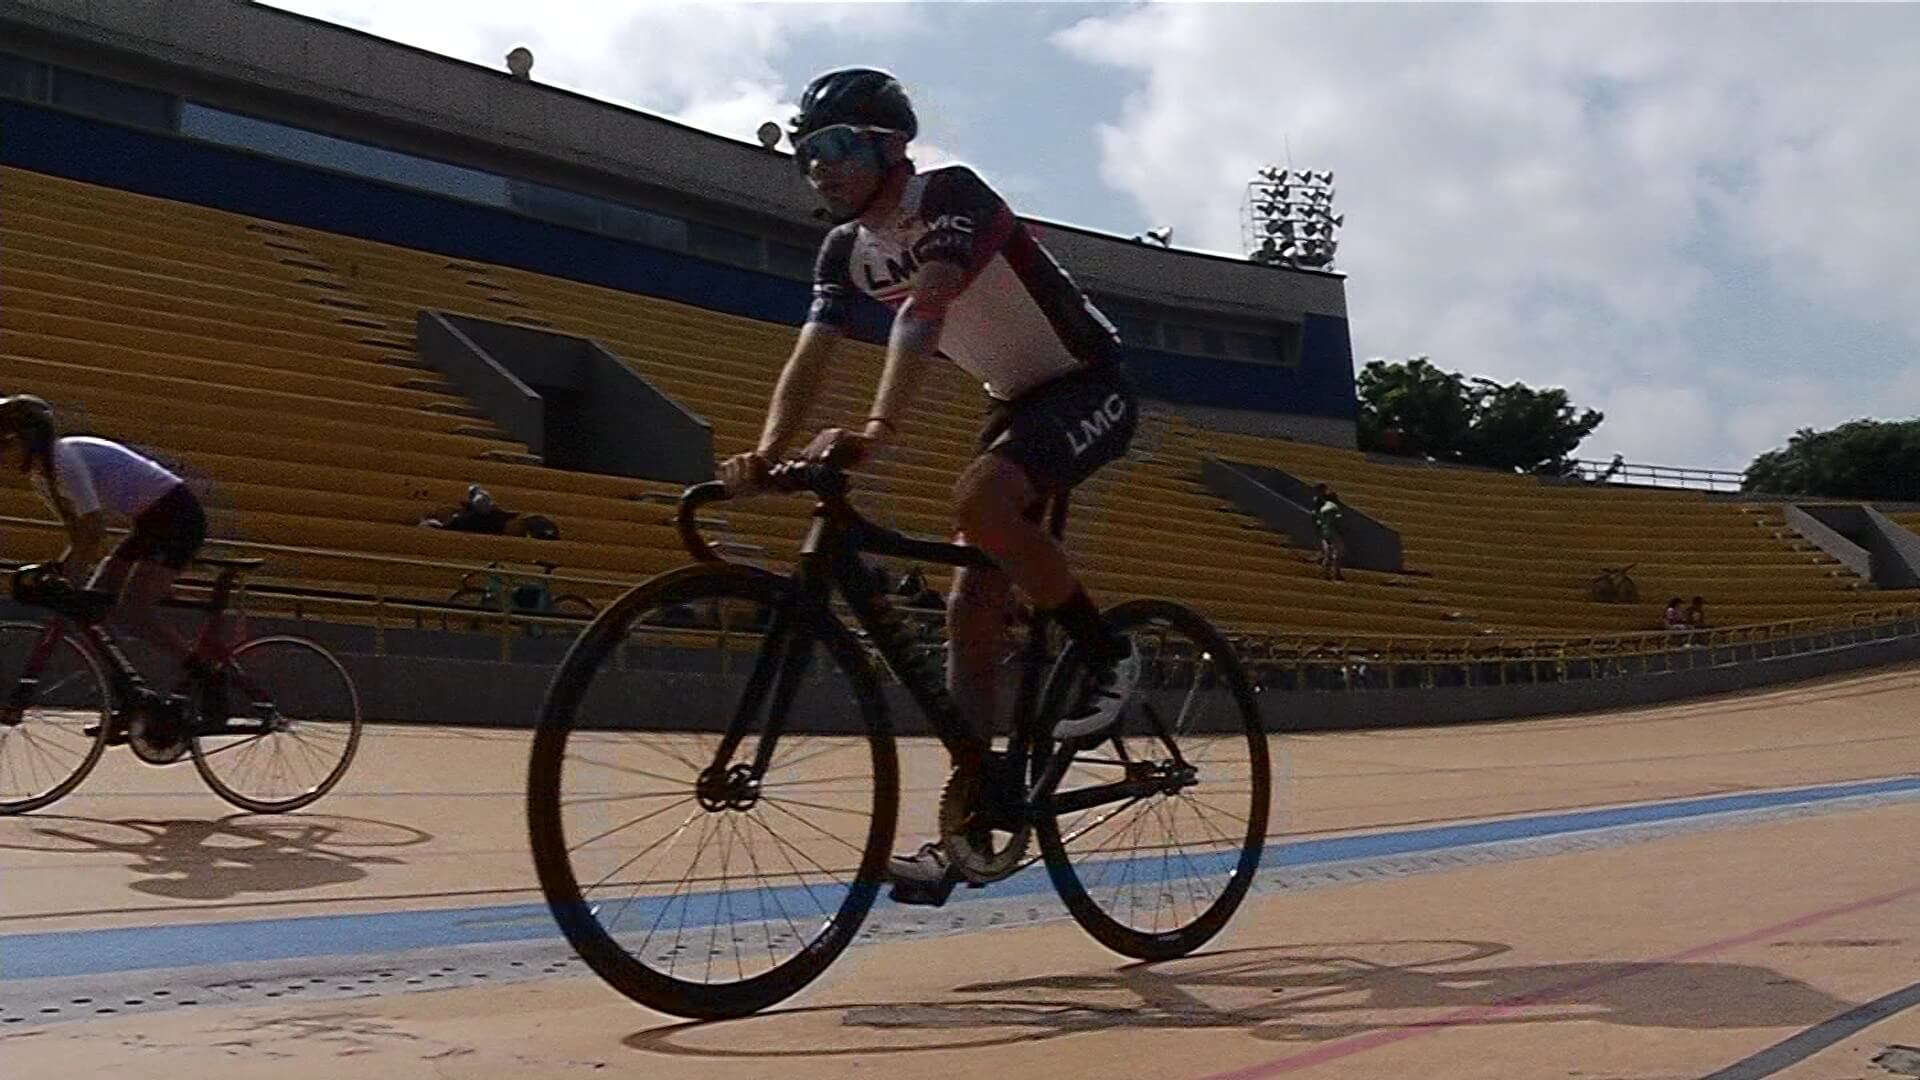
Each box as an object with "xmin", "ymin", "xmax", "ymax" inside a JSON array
[
  {"xmin": 191, "ymin": 635, "xmax": 363, "ymax": 813},
  {"xmin": 0, "ymin": 621, "xmax": 112, "ymax": 814},
  {"xmin": 528, "ymin": 563, "xmax": 897, "ymax": 1020},
  {"xmin": 1035, "ymin": 599, "xmax": 1272, "ymax": 961}
]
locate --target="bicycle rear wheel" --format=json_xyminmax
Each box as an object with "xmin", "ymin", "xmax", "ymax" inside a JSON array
[
  {"xmin": 1034, "ymin": 599, "xmax": 1272, "ymax": 961},
  {"xmin": 191, "ymin": 636, "xmax": 363, "ymax": 813},
  {"xmin": 0, "ymin": 621, "xmax": 112, "ymax": 814},
  {"xmin": 528, "ymin": 564, "xmax": 897, "ymax": 1020}
]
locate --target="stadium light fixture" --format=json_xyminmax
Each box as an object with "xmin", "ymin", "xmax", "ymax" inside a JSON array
[
  {"xmin": 505, "ymin": 46, "xmax": 534, "ymax": 81},
  {"xmin": 1242, "ymin": 164, "xmax": 1341, "ymax": 271}
]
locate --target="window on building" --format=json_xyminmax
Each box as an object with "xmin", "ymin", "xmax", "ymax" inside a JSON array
[
  {"xmin": 687, "ymin": 219, "xmax": 762, "ymax": 267},
  {"xmin": 179, "ymin": 103, "xmax": 511, "ymax": 205},
  {"xmin": 1112, "ymin": 313, "xmax": 1157, "ymax": 347},
  {"xmin": 506, "ymin": 179, "xmax": 604, "ymax": 232},
  {"xmin": 0, "ymin": 52, "xmax": 48, "ymax": 102},
  {"xmin": 604, "ymin": 203, "xmax": 689, "ymax": 250},
  {"xmin": 765, "ymin": 239, "xmax": 816, "ymax": 279},
  {"xmin": 50, "ymin": 68, "xmax": 174, "ymax": 131}
]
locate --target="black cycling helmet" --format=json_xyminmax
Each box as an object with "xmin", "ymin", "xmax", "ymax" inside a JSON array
[
  {"xmin": 0, "ymin": 394, "xmax": 56, "ymax": 470},
  {"xmin": 790, "ymin": 67, "xmax": 917, "ymax": 142}
]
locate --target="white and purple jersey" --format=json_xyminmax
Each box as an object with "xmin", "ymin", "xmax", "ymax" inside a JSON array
[
  {"xmin": 807, "ymin": 166, "xmax": 1123, "ymax": 401},
  {"xmin": 38, "ymin": 436, "xmax": 183, "ymax": 520}
]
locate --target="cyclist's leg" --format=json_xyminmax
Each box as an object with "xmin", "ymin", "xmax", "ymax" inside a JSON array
[
  {"xmin": 110, "ymin": 560, "xmax": 193, "ymax": 662},
  {"xmin": 958, "ymin": 366, "xmax": 1138, "ymax": 676},
  {"xmin": 944, "ymin": 557, "xmax": 1011, "ymax": 748},
  {"xmin": 97, "ymin": 485, "xmax": 207, "ymax": 668},
  {"xmin": 953, "ymin": 368, "xmax": 1138, "ymax": 749}
]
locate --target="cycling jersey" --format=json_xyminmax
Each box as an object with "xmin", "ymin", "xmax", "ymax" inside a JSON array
[
  {"xmin": 39, "ymin": 437, "xmax": 184, "ymax": 519},
  {"xmin": 807, "ymin": 165, "xmax": 1124, "ymax": 401}
]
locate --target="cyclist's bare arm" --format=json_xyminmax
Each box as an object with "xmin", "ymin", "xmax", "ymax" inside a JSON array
[
  {"xmin": 33, "ymin": 478, "xmax": 102, "ymax": 577},
  {"xmin": 868, "ymin": 261, "xmax": 964, "ymax": 432},
  {"xmin": 754, "ymin": 320, "xmax": 843, "ymax": 458}
]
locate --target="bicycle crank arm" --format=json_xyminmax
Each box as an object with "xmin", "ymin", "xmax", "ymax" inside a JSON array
[{"xmin": 1045, "ymin": 770, "xmax": 1198, "ymax": 816}]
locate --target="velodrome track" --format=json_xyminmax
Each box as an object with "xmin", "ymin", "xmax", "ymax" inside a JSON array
[{"xmin": 5, "ymin": 664, "xmax": 1920, "ymax": 1079}]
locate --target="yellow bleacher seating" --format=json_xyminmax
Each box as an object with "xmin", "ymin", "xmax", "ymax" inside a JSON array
[{"xmin": 2, "ymin": 166, "xmax": 1899, "ymax": 638}]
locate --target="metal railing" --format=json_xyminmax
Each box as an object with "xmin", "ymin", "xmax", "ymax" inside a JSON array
[
  {"xmin": 1569, "ymin": 458, "xmax": 1747, "ymax": 493},
  {"xmin": 8, "ymin": 511, "xmax": 1920, "ymax": 690},
  {"xmin": 1225, "ymin": 604, "xmax": 1920, "ymax": 691}
]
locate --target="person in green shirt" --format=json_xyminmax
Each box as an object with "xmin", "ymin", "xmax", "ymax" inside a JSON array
[{"xmin": 1313, "ymin": 482, "xmax": 1346, "ymax": 582}]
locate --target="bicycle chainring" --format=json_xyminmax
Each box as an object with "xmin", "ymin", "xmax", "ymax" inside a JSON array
[
  {"xmin": 127, "ymin": 707, "xmax": 191, "ymax": 766},
  {"xmin": 937, "ymin": 756, "xmax": 1030, "ymax": 885}
]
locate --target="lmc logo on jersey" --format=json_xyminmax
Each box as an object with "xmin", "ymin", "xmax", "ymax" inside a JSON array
[{"xmin": 1066, "ymin": 393, "xmax": 1129, "ymax": 457}]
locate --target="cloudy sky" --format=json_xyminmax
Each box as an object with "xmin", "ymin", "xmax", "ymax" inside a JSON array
[{"xmin": 261, "ymin": 1, "xmax": 1920, "ymax": 471}]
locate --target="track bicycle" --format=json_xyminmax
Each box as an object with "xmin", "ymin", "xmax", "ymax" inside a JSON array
[
  {"xmin": 449, "ymin": 559, "xmax": 598, "ymax": 622},
  {"xmin": 0, "ymin": 557, "xmax": 363, "ymax": 814},
  {"xmin": 527, "ymin": 461, "xmax": 1271, "ymax": 1019}
]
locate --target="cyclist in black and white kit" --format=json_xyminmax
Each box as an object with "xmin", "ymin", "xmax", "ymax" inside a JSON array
[{"xmin": 718, "ymin": 68, "xmax": 1140, "ymax": 903}]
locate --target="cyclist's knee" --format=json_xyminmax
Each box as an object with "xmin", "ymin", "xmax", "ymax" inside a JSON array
[
  {"xmin": 953, "ymin": 458, "xmax": 1032, "ymax": 548},
  {"xmin": 949, "ymin": 563, "xmax": 1009, "ymax": 603}
]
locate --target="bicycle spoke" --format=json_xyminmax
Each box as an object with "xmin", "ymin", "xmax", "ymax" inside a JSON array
[{"xmin": 528, "ymin": 567, "xmax": 892, "ymax": 1014}]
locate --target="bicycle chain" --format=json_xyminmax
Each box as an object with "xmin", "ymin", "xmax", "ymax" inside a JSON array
[{"xmin": 937, "ymin": 756, "xmax": 1031, "ymax": 884}]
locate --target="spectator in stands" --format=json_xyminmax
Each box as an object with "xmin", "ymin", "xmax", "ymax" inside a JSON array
[
  {"xmin": 1592, "ymin": 453, "xmax": 1625, "ymax": 485},
  {"xmin": 1313, "ymin": 483, "xmax": 1347, "ymax": 581},
  {"xmin": 421, "ymin": 484, "xmax": 513, "ymax": 534},
  {"xmin": 1664, "ymin": 596, "xmax": 1689, "ymax": 631},
  {"xmin": 1687, "ymin": 596, "xmax": 1708, "ymax": 629}
]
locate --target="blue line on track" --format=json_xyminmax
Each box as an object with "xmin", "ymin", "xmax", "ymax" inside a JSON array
[{"xmin": 4, "ymin": 773, "xmax": 1916, "ymax": 982}]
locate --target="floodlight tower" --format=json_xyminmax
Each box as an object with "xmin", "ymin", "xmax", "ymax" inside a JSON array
[{"xmin": 1241, "ymin": 166, "xmax": 1343, "ymax": 271}]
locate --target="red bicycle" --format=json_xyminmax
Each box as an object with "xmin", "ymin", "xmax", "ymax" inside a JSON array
[{"xmin": 0, "ymin": 557, "xmax": 362, "ymax": 814}]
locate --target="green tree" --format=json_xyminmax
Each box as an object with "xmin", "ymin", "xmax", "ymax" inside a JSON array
[
  {"xmin": 1464, "ymin": 378, "xmax": 1604, "ymax": 475},
  {"xmin": 1743, "ymin": 419, "xmax": 1920, "ymax": 500},
  {"xmin": 1354, "ymin": 357, "xmax": 1475, "ymax": 462},
  {"xmin": 1357, "ymin": 356, "xmax": 1603, "ymax": 475}
]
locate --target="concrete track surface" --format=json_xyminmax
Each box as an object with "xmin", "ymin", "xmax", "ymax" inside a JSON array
[{"xmin": 5, "ymin": 664, "xmax": 1920, "ymax": 1079}]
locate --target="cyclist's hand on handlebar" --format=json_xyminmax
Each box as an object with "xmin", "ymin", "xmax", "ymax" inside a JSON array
[
  {"xmin": 801, "ymin": 427, "xmax": 877, "ymax": 469},
  {"xmin": 718, "ymin": 450, "xmax": 774, "ymax": 495}
]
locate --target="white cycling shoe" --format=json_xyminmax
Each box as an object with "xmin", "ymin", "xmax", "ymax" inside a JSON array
[{"xmin": 1051, "ymin": 646, "xmax": 1140, "ymax": 742}]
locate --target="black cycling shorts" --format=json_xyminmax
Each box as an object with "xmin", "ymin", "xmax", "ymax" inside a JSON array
[
  {"xmin": 115, "ymin": 484, "xmax": 208, "ymax": 570},
  {"xmin": 977, "ymin": 361, "xmax": 1138, "ymax": 505}
]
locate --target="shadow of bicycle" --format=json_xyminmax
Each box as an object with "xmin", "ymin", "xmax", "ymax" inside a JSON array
[
  {"xmin": 623, "ymin": 938, "xmax": 1857, "ymax": 1061},
  {"xmin": 0, "ymin": 813, "xmax": 430, "ymax": 901}
]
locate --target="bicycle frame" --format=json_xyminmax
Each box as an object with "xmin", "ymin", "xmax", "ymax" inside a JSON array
[
  {"xmin": 695, "ymin": 476, "xmax": 1075, "ymax": 788},
  {"xmin": 8, "ymin": 568, "xmax": 251, "ymax": 722}
]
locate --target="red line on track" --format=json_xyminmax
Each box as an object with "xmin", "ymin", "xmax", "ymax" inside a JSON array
[{"xmin": 1195, "ymin": 881, "xmax": 1920, "ymax": 1079}]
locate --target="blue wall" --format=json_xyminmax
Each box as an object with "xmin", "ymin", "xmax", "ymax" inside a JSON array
[{"xmin": 2, "ymin": 100, "xmax": 1357, "ymax": 420}]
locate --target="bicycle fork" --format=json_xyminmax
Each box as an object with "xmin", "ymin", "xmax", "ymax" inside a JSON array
[
  {"xmin": 697, "ymin": 589, "xmax": 818, "ymax": 812},
  {"xmin": 1, "ymin": 621, "xmax": 67, "ymax": 726}
]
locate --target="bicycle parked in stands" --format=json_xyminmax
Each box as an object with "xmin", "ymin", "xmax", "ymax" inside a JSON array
[
  {"xmin": 0, "ymin": 557, "xmax": 363, "ymax": 814},
  {"xmin": 449, "ymin": 560, "xmax": 598, "ymax": 627},
  {"xmin": 527, "ymin": 462, "xmax": 1271, "ymax": 1019}
]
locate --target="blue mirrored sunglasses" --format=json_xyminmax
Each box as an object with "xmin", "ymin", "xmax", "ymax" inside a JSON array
[{"xmin": 791, "ymin": 124, "xmax": 898, "ymax": 173}]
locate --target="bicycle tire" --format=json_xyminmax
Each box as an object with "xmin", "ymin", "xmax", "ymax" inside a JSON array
[
  {"xmin": 1034, "ymin": 598, "xmax": 1271, "ymax": 961},
  {"xmin": 527, "ymin": 563, "xmax": 898, "ymax": 1020},
  {"xmin": 551, "ymin": 594, "xmax": 597, "ymax": 618},
  {"xmin": 0, "ymin": 621, "xmax": 113, "ymax": 814},
  {"xmin": 191, "ymin": 635, "xmax": 364, "ymax": 813}
]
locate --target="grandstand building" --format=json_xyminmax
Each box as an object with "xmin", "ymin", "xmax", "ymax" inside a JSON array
[
  {"xmin": 4, "ymin": 0, "xmax": 1913, "ymax": 725},
  {"xmin": 0, "ymin": 0, "xmax": 1361, "ymax": 446}
]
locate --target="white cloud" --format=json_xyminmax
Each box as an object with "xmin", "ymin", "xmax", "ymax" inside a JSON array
[
  {"xmin": 261, "ymin": 0, "xmax": 917, "ymax": 145},
  {"xmin": 1054, "ymin": 4, "xmax": 1920, "ymax": 468}
]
